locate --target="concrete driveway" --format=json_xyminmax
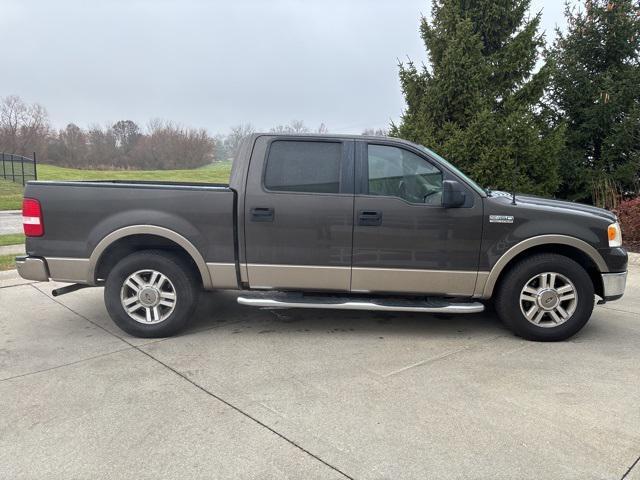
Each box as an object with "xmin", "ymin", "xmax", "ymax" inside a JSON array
[{"xmin": 1, "ymin": 262, "xmax": 639, "ymax": 479}]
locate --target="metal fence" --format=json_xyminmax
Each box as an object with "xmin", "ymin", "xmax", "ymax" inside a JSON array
[{"xmin": 1, "ymin": 152, "xmax": 38, "ymax": 186}]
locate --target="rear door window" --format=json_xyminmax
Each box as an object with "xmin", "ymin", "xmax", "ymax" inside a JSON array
[{"xmin": 264, "ymin": 140, "xmax": 342, "ymax": 193}]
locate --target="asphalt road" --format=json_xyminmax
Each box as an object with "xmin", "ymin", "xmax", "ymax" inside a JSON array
[
  {"xmin": 1, "ymin": 262, "xmax": 639, "ymax": 479},
  {"xmin": 0, "ymin": 210, "xmax": 22, "ymax": 235}
]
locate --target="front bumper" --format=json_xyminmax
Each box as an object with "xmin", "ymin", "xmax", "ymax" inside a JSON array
[
  {"xmin": 15, "ymin": 255, "xmax": 49, "ymax": 282},
  {"xmin": 601, "ymin": 271, "xmax": 627, "ymax": 301}
]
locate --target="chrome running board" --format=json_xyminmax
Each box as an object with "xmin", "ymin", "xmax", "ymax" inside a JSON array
[{"xmin": 237, "ymin": 292, "xmax": 484, "ymax": 314}]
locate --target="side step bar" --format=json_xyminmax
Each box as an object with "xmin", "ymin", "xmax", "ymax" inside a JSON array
[{"xmin": 237, "ymin": 292, "xmax": 484, "ymax": 314}]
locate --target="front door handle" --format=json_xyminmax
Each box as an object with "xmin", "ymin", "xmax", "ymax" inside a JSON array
[
  {"xmin": 250, "ymin": 207, "xmax": 274, "ymax": 222},
  {"xmin": 358, "ymin": 210, "xmax": 382, "ymax": 226}
]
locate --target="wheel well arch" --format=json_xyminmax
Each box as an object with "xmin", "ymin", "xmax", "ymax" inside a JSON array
[
  {"xmin": 88, "ymin": 226, "xmax": 212, "ymax": 288},
  {"xmin": 486, "ymin": 243, "xmax": 605, "ymax": 299}
]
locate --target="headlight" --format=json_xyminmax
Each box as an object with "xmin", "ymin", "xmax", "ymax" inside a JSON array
[{"xmin": 608, "ymin": 222, "xmax": 622, "ymax": 247}]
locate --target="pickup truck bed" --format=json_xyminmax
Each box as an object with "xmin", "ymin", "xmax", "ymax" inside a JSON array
[{"xmin": 24, "ymin": 180, "xmax": 238, "ymax": 289}]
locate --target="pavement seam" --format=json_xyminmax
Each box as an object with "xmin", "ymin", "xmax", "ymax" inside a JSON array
[
  {"xmin": 28, "ymin": 283, "xmax": 355, "ymax": 480},
  {"xmin": 0, "ymin": 281, "xmax": 36, "ymax": 289},
  {"xmin": 0, "ymin": 346, "xmax": 133, "ymax": 383},
  {"xmin": 599, "ymin": 305, "xmax": 640, "ymax": 316},
  {"xmin": 29, "ymin": 283, "xmax": 138, "ymax": 341},
  {"xmin": 382, "ymin": 334, "xmax": 505, "ymax": 377},
  {"xmin": 134, "ymin": 347, "xmax": 355, "ymax": 480},
  {"xmin": 622, "ymin": 453, "xmax": 640, "ymax": 480}
]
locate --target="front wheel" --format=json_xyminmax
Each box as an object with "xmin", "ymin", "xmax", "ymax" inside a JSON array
[
  {"xmin": 104, "ymin": 250, "xmax": 199, "ymax": 338},
  {"xmin": 495, "ymin": 253, "xmax": 595, "ymax": 341}
]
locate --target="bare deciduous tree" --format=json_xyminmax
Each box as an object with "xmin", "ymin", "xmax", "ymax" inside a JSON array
[
  {"xmin": 316, "ymin": 123, "xmax": 329, "ymax": 134},
  {"xmin": 362, "ymin": 128, "xmax": 388, "ymax": 137},
  {"xmin": 48, "ymin": 123, "xmax": 88, "ymax": 167},
  {"xmin": 135, "ymin": 119, "xmax": 214, "ymax": 169},
  {"xmin": 86, "ymin": 124, "xmax": 118, "ymax": 168},
  {"xmin": 270, "ymin": 120, "xmax": 310, "ymax": 134},
  {"xmin": 270, "ymin": 124, "xmax": 290, "ymax": 134},
  {"xmin": 113, "ymin": 120, "xmax": 141, "ymax": 153},
  {"xmin": 225, "ymin": 123, "xmax": 255, "ymax": 161},
  {"xmin": 289, "ymin": 120, "xmax": 309, "ymax": 133},
  {"xmin": 0, "ymin": 95, "xmax": 50, "ymax": 159}
]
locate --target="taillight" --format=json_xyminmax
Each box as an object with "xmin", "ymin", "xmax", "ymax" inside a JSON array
[{"xmin": 23, "ymin": 198, "xmax": 44, "ymax": 237}]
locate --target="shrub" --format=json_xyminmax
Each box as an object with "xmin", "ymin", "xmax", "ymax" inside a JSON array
[{"xmin": 615, "ymin": 197, "xmax": 640, "ymax": 242}]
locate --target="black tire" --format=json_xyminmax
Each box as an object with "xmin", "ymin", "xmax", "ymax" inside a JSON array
[
  {"xmin": 104, "ymin": 250, "xmax": 199, "ymax": 338},
  {"xmin": 494, "ymin": 253, "xmax": 594, "ymax": 341}
]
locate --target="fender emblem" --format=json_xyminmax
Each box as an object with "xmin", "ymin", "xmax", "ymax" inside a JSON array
[{"xmin": 489, "ymin": 215, "xmax": 514, "ymax": 224}]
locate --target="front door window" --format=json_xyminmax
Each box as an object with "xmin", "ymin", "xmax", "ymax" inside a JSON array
[{"xmin": 367, "ymin": 144, "xmax": 443, "ymax": 206}]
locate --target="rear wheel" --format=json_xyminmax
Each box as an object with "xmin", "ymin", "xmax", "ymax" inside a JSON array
[
  {"xmin": 104, "ymin": 250, "xmax": 199, "ymax": 338},
  {"xmin": 495, "ymin": 253, "xmax": 594, "ymax": 341}
]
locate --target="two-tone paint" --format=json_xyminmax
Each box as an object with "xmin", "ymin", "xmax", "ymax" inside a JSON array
[{"xmin": 19, "ymin": 133, "xmax": 628, "ymax": 302}]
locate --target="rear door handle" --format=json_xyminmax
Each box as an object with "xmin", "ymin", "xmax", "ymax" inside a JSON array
[
  {"xmin": 250, "ymin": 207, "xmax": 274, "ymax": 222},
  {"xmin": 358, "ymin": 210, "xmax": 382, "ymax": 226}
]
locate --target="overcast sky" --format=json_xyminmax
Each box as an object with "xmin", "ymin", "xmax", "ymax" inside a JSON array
[{"xmin": 1, "ymin": 0, "xmax": 570, "ymax": 135}]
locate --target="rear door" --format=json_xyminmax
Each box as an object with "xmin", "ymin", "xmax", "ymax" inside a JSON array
[
  {"xmin": 351, "ymin": 140, "xmax": 483, "ymax": 296},
  {"xmin": 243, "ymin": 136, "xmax": 355, "ymax": 291}
]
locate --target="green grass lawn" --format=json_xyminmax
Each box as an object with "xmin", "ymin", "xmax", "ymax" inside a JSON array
[
  {"xmin": 0, "ymin": 254, "xmax": 15, "ymax": 271},
  {"xmin": 0, "ymin": 179, "xmax": 23, "ymax": 210},
  {"xmin": 0, "ymin": 233, "xmax": 25, "ymax": 246},
  {"xmin": 0, "ymin": 161, "xmax": 233, "ymax": 210}
]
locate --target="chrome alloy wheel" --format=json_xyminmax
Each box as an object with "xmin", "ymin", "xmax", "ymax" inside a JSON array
[
  {"xmin": 519, "ymin": 272, "xmax": 578, "ymax": 328},
  {"xmin": 120, "ymin": 269, "xmax": 177, "ymax": 324}
]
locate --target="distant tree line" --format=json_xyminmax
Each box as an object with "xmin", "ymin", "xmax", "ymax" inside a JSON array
[
  {"xmin": 0, "ymin": 97, "xmax": 215, "ymax": 169},
  {"xmin": 0, "ymin": 96, "xmax": 367, "ymax": 170},
  {"xmin": 46, "ymin": 119, "xmax": 213, "ymax": 169}
]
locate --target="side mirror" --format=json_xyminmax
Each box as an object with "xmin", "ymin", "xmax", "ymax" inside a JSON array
[{"xmin": 442, "ymin": 180, "xmax": 466, "ymax": 208}]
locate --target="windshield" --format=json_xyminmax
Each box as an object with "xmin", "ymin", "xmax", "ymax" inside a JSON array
[{"xmin": 418, "ymin": 145, "xmax": 486, "ymax": 197}]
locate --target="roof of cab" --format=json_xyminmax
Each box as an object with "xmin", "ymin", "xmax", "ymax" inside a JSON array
[{"xmin": 249, "ymin": 132, "xmax": 423, "ymax": 149}]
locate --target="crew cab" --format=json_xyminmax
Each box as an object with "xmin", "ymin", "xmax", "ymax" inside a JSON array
[{"xmin": 16, "ymin": 134, "xmax": 628, "ymax": 340}]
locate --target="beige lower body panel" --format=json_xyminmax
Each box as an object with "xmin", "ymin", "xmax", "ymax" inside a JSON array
[
  {"xmin": 474, "ymin": 272, "xmax": 490, "ymax": 298},
  {"xmin": 40, "ymin": 257, "xmax": 485, "ymax": 298},
  {"xmin": 246, "ymin": 264, "xmax": 482, "ymax": 296},
  {"xmin": 247, "ymin": 264, "xmax": 351, "ymax": 291},
  {"xmin": 206, "ymin": 262, "xmax": 238, "ymax": 289},
  {"xmin": 42, "ymin": 257, "xmax": 238, "ymax": 289},
  {"xmin": 239, "ymin": 263, "xmax": 249, "ymax": 283},
  {"xmin": 351, "ymin": 267, "xmax": 479, "ymax": 296}
]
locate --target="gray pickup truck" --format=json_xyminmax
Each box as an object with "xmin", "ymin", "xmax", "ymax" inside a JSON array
[{"xmin": 17, "ymin": 134, "xmax": 628, "ymax": 341}]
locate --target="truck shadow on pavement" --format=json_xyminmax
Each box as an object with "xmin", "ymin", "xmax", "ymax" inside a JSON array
[
  {"xmin": 182, "ymin": 289, "xmax": 615, "ymax": 342},
  {"xmin": 184, "ymin": 289, "xmax": 513, "ymax": 340}
]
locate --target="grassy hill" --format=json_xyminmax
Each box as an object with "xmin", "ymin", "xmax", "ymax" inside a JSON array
[{"xmin": 0, "ymin": 162, "xmax": 233, "ymax": 210}]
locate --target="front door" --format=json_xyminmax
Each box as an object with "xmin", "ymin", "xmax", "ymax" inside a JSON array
[
  {"xmin": 351, "ymin": 140, "xmax": 483, "ymax": 296},
  {"xmin": 244, "ymin": 136, "xmax": 355, "ymax": 291}
]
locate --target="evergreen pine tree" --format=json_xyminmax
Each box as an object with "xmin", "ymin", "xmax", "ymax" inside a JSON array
[
  {"xmin": 550, "ymin": 0, "xmax": 640, "ymax": 206},
  {"xmin": 392, "ymin": 0, "xmax": 564, "ymax": 196}
]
